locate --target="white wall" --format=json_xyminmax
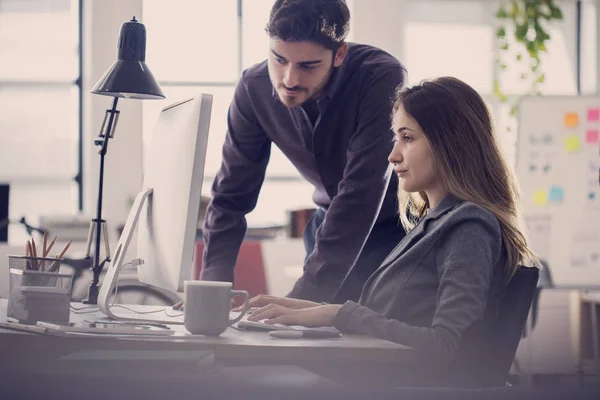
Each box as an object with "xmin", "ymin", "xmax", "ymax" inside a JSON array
[{"xmin": 351, "ymin": 0, "xmax": 406, "ymax": 59}]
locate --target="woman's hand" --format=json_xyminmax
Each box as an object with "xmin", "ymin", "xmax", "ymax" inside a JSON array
[
  {"xmin": 233, "ymin": 294, "xmax": 320, "ymax": 311},
  {"xmin": 248, "ymin": 304, "xmax": 342, "ymax": 327}
]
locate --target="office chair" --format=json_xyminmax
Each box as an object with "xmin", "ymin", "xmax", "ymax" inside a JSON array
[
  {"xmin": 444, "ymin": 265, "xmax": 540, "ymax": 387},
  {"xmin": 523, "ymin": 259, "xmax": 554, "ymax": 337},
  {"xmin": 510, "ymin": 261, "xmax": 552, "ymax": 381}
]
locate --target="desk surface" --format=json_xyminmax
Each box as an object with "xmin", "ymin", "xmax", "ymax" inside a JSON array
[{"xmin": 0, "ymin": 299, "xmax": 412, "ymax": 366}]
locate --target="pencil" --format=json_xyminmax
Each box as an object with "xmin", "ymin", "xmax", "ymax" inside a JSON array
[
  {"xmin": 25, "ymin": 241, "xmax": 32, "ymax": 270},
  {"xmin": 44, "ymin": 236, "xmax": 57, "ymax": 258},
  {"xmin": 40, "ymin": 232, "xmax": 48, "ymax": 271},
  {"xmin": 30, "ymin": 237, "xmax": 38, "ymax": 270},
  {"xmin": 56, "ymin": 241, "xmax": 71, "ymax": 259},
  {"xmin": 47, "ymin": 241, "xmax": 71, "ymax": 272}
]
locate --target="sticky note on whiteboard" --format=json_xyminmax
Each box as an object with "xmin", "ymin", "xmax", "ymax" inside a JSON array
[
  {"xmin": 533, "ymin": 190, "xmax": 548, "ymax": 206},
  {"xmin": 564, "ymin": 112, "xmax": 579, "ymax": 127},
  {"xmin": 588, "ymin": 108, "xmax": 600, "ymax": 121},
  {"xmin": 548, "ymin": 186, "xmax": 564, "ymax": 203},
  {"xmin": 565, "ymin": 135, "xmax": 581, "ymax": 152},
  {"xmin": 586, "ymin": 129, "xmax": 599, "ymax": 144}
]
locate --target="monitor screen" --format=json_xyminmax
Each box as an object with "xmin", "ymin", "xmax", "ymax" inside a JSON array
[
  {"xmin": 137, "ymin": 95, "xmax": 212, "ymax": 293},
  {"xmin": 98, "ymin": 94, "xmax": 212, "ymax": 321}
]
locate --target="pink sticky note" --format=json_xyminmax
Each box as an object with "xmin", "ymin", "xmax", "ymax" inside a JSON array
[
  {"xmin": 586, "ymin": 129, "xmax": 599, "ymax": 144},
  {"xmin": 588, "ymin": 108, "xmax": 600, "ymax": 122}
]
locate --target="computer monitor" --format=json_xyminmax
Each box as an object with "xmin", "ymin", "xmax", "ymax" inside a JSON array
[{"xmin": 98, "ymin": 94, "xmax": 212, "ymax": 323}]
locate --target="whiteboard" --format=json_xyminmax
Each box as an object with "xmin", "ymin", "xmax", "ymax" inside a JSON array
[{"xmin": 517, "ymin": 96, "xmax": 600, "ymax": 287}]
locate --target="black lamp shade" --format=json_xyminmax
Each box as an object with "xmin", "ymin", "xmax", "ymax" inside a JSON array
[{"xmin": 91, "ymin": 17, "xmax": 165, "ymax": 100}]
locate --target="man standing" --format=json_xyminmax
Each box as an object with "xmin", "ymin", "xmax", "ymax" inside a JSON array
[{"xmin": 201, "ymin": 0, "xmax": 407, "ymax": 303}]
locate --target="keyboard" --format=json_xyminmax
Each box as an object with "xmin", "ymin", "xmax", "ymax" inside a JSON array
[{"xmin": 235, "ymin": 315, "xmax": 298, "ymax": 331}]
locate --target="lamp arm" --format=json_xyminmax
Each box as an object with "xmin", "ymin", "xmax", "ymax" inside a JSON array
[{"xmin": 85, "ymin": 96, "xmax": 119, "ymax": 305}]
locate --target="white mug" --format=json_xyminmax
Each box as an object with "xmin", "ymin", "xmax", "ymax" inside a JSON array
[{"xmin": 184, "ymin": 281, "xmax": 249, "ymax": 336}]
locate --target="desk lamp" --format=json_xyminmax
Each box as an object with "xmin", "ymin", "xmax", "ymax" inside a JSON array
[{"xmin": 84, "ymin": 17, "xmax": 165, "ymax": 304}]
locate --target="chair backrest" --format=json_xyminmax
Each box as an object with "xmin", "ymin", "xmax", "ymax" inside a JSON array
[
  {"xmin": 446, "ymin": 265, "xmax": 539, "ymax": 387},
  {"xmin": 492, "ymin": 266, "xmax": 539, "ymax": 374}
]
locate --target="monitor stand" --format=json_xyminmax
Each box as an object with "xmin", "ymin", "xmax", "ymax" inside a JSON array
[{"xmin": 97, "ymin": 188, "xmax": 184, "ymax": 325}]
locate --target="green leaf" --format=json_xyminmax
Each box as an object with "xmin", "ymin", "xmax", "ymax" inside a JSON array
[
  {"xmin": 493, "ymin": 79, "xmax": 508, "ymax": 103},
  {"xmin": 549, "ymin": 6, "xmax": 563, "ymax": 20},
  {"xmin": 526, "ymin": 41, "xmax": 538, "ymax": 58},
  {"xmin": 497, "ymin": 26, "xmax": 506, "ymax": 38},
  {"xmin": 541, "ymin": 31, "xmax": 550, "ymax": 41},
  {"xmin": 510, "ymin": 2, "xmax": 520, "ymax": 18},
  {"xmin": 536, "ymin": 73, "xmax": 545, "ymax": 83},
  {"xmin": 516, "ymin": 53, "xmax": 522, "ymax": 61},
  {"xmin": 515, "ymin": 23, "xmax": 529, "ymax": 40},
  {"xmin": 496, "ymin": 6, "xmax": 509, "ymax": 19}
]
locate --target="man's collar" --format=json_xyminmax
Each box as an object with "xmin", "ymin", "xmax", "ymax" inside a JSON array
[{"xmin": 319, "ymin": 44, "xmax": 350, "ymax": 101}]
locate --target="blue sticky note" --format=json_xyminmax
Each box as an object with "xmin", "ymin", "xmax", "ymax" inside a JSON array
[{"xmin": 548, "ymin": 186, "xmax": 564, "ymax": 203}]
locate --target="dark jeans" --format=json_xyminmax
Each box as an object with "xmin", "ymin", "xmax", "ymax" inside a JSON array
[{"xmin": 303, "ymin": 208, "xmax": 406, "ymax": 303}]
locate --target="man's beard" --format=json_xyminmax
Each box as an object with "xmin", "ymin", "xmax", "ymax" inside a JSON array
[{"xmin": 278, "ymin": 64, "xmax": 335, "ymax": 106}]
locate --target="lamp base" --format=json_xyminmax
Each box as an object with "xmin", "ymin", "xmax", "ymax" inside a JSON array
[
  {"xmin": 83, "ymin": 283, "xmax": 100, "ymax": 305},
  {"xmin": 83, "ymin": 218, "xmax": 111, "ymax": 305}
]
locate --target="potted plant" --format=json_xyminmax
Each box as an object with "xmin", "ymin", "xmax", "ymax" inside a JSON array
[{"xmin": 494, "ymin": 0, "xmax": 564, "ymax": 126}]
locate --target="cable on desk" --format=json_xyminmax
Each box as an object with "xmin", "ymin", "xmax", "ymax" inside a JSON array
[
  {"xmin": 68, "ymin": 260, "xmax": 183, "ymax": 319},
  {"xmin": 109, "ymin": 260, "xmax": 134, "ymax": 308},
  {"xmin": 69, "ymin": 261, "xmax": 137, "ymax": 314},
  {"xmin": 107, "ymin": 259, "xmax": 184, "ymax": 317},
  {"xmin": 110, "ymin": 304, "xmax": 168, "ymax": 315},
  {"xmin": 163, "ymin": 309, "xmax": 184, "ymax": 318},
  {"xmin": 70, "ymin": 304, "xmax": 101, "ymax": 314}
]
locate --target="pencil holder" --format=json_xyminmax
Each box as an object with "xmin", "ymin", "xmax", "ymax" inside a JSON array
[{"xmin": 7, "ymin": 255, "xmax": 72, "ymax": 325}]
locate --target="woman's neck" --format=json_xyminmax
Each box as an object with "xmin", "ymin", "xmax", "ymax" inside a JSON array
[{"xmin": 425, "ymin": 187, "xmax": 449, "ymax": 210}]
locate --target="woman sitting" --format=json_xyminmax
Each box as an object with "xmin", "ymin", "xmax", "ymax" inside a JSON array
[{"xmin": 246, "ymin": 76, "xmax": 538, "ymax": 384}]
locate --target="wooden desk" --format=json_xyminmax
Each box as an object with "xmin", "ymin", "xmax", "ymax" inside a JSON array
[{"xmin": 0, "ymin": 300, "xmax": 414, "ymax": 397}]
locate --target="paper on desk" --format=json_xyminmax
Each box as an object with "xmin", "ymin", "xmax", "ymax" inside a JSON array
[{"xmin": 0, "ymin": 320, "xmax": 62, "ymax": 335}]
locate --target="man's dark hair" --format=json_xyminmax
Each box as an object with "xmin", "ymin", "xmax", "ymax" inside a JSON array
[{"xmin": 265, "ymin": 0, "xmax": 350, "ymax": 51}]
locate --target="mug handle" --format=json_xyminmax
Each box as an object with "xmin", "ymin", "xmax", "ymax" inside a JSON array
[{"xmin": 228, "ymin": 289, "xmax": 249, "ymax": 325}]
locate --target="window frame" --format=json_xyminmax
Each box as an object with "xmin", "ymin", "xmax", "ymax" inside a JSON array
[
  {"xmin": 0, "ymin": 0, "xmax": 83, "ymax": 210},
  {"xmin": 142, "ymin": 0, "xmax": 305, "ymax": 184}
]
